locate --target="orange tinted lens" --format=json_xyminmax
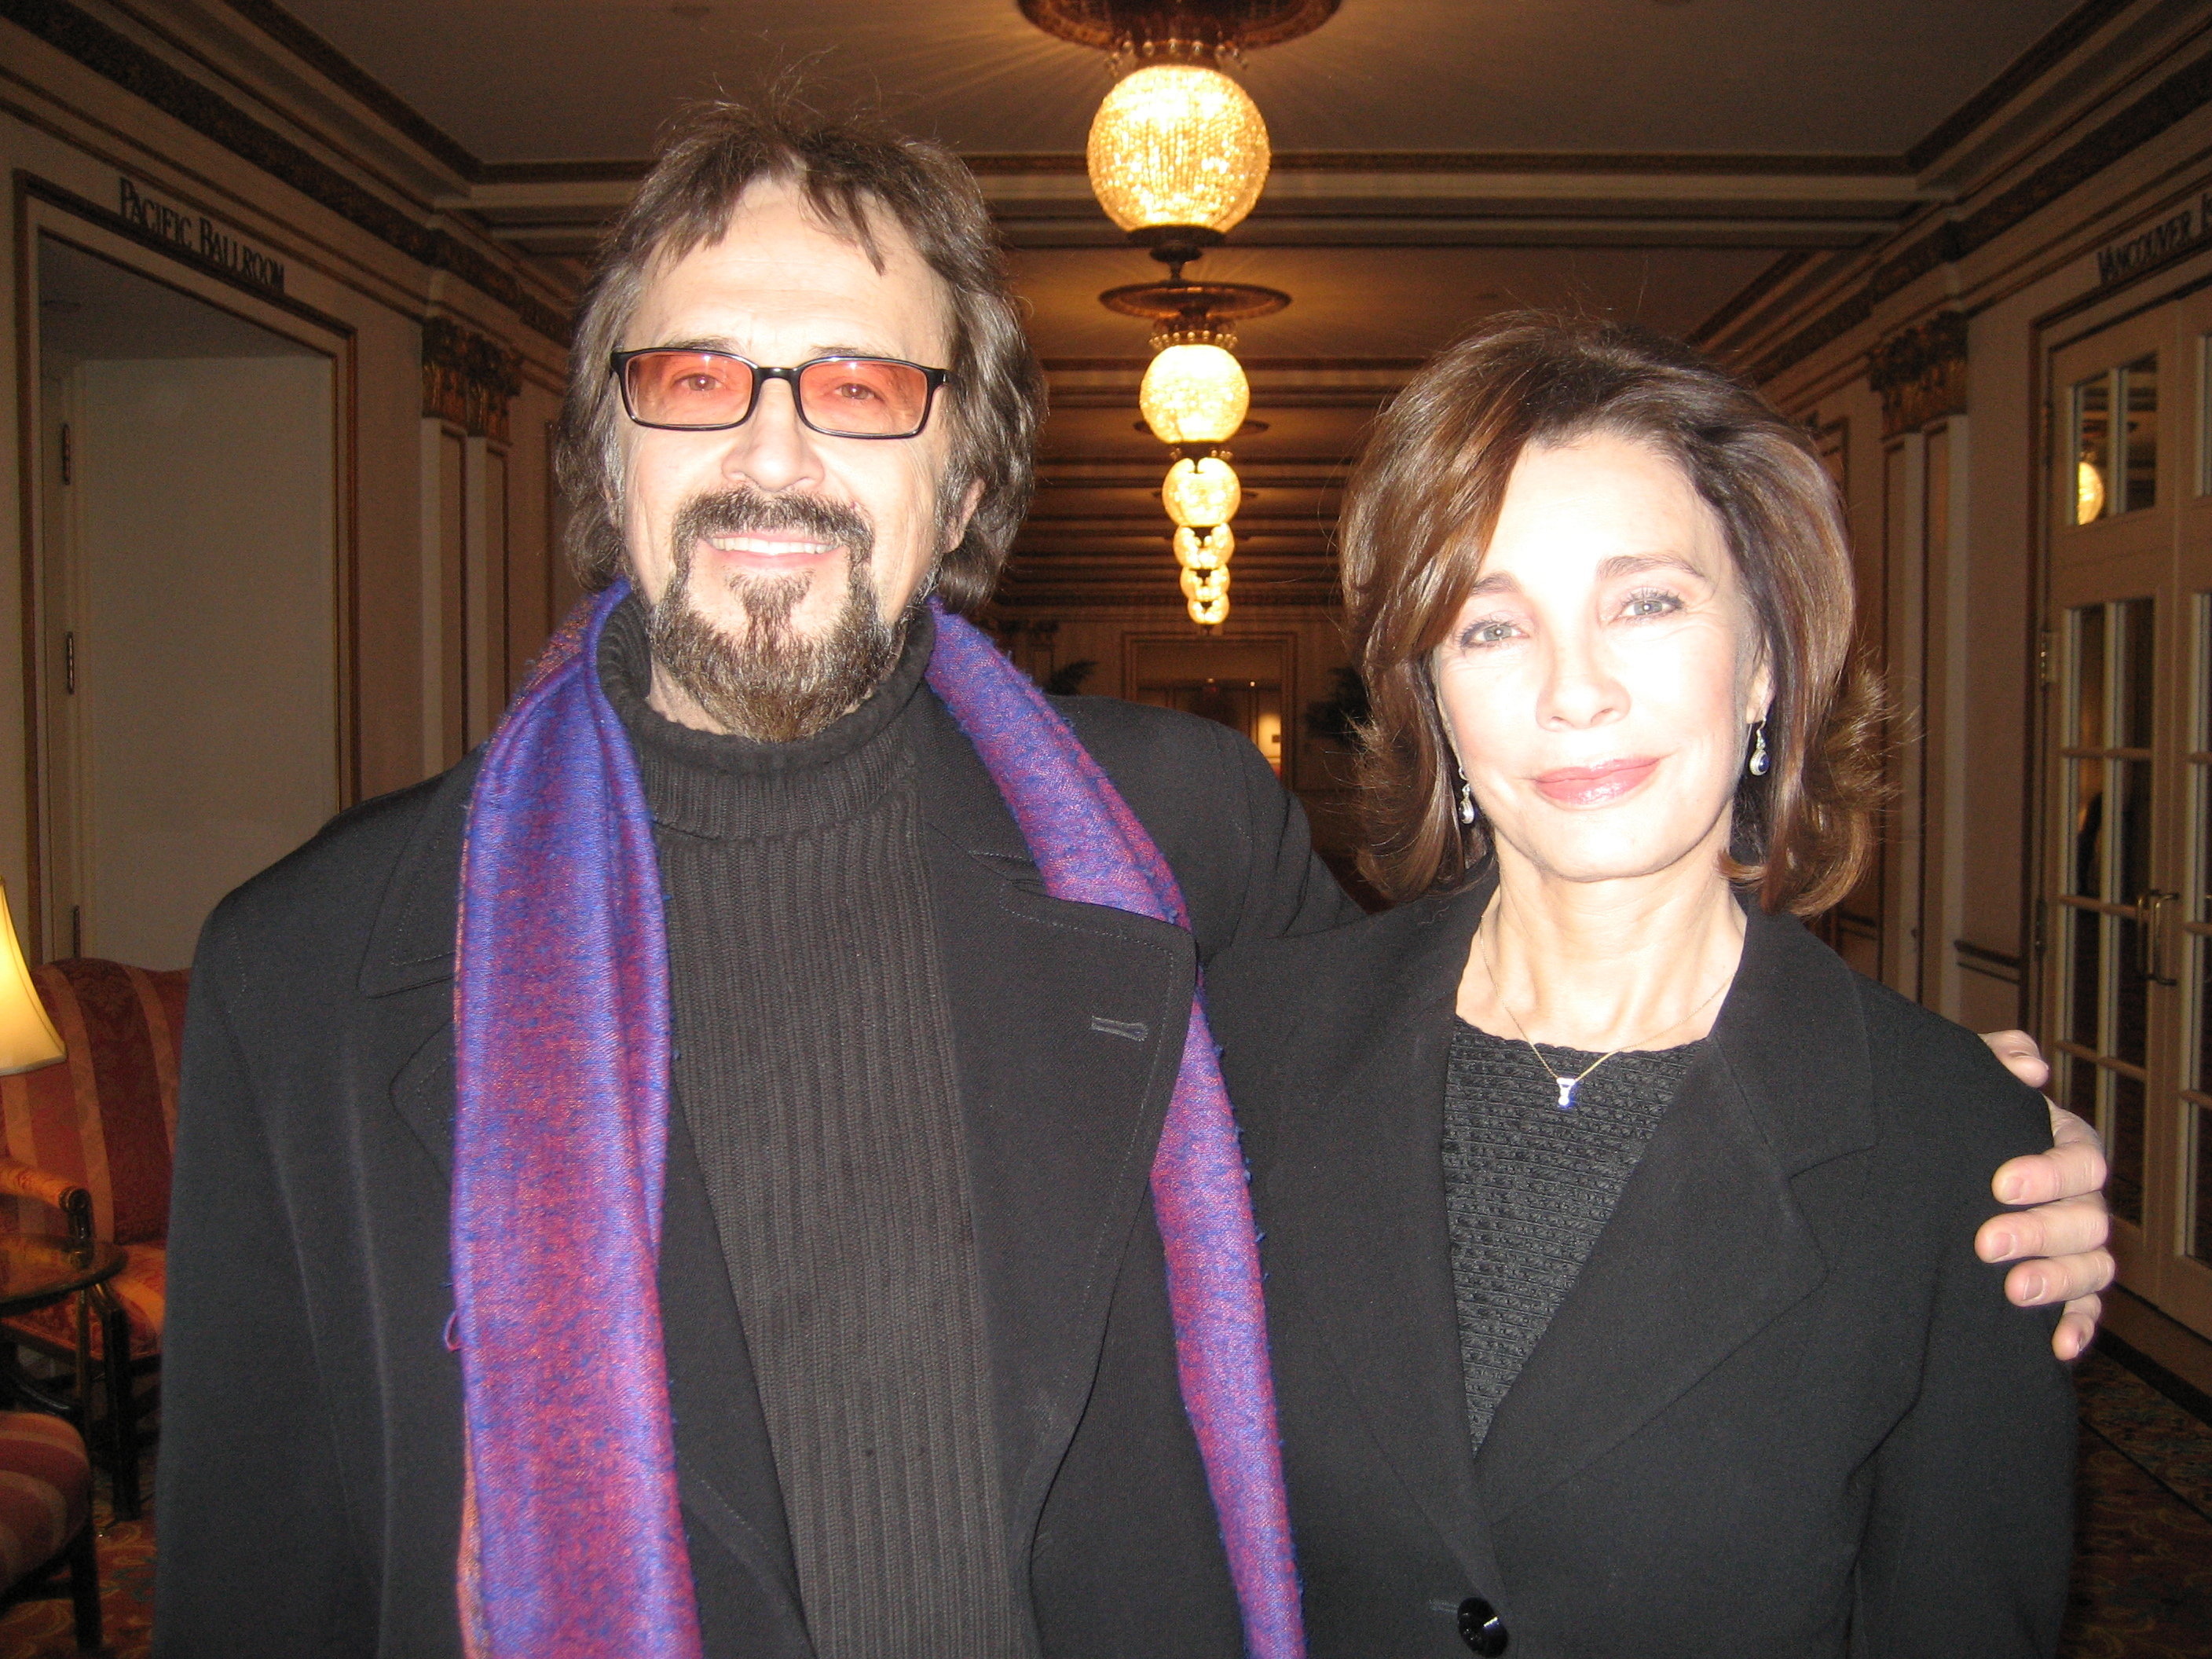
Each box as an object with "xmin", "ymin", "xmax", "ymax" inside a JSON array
[
  {"xmin": 624, "ymin": 352, "xmax": 755, "ymax": 427},
  {"xmin": 797, "ymin": 359, "xmax": 930, "ymax": 434}
]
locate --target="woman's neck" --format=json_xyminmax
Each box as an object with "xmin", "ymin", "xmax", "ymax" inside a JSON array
[{"xmin": 1456, "ymin": 845, "xmax": 1747, "ymax": 1052}]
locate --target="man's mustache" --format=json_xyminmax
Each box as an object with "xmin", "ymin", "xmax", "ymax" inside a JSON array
[{"xmin": 669, "ymin": 489, "xmax": 873, "ymax": 559}]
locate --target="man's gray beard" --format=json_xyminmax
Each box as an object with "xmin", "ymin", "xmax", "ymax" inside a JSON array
[{"xmin": 643, "ymin": 490, "xmax": 904, "ymax": 743}]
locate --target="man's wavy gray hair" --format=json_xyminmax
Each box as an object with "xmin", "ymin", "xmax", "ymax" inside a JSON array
[{"xmin": 553, "ymin": 97, "xmax": 1046, "ymax": 615}]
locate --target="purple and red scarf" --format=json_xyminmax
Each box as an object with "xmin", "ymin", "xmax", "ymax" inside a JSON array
[{"xmin": 451, "ymin": 582, "xmax": 1303, "ymax": 1658}]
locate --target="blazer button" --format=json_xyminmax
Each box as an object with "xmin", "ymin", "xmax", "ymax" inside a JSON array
[{"xmin": 1458, "ymin": 1595, "xmax": 1508, "ymax": 1654}]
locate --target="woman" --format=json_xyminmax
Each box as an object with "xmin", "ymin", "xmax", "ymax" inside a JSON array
[{"xmin": 1210, "ymin": 318, "xmax": 2076, "ymax": 1657}]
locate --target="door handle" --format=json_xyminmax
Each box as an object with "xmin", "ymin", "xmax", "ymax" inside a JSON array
[{"xmin": 2135, "ymin": 890, "xmax": 2181, "ymax": 987}]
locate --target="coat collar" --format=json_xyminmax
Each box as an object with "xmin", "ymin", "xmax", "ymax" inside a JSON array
[
  {"xmin": 1262, "ymin": 879, "xmax": 1875, "ymax": 1567},
  {"xmin": 359, "ymin": 753, "xmax": 479, "ymax": 998}
]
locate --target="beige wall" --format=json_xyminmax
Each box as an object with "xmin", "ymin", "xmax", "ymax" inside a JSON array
[{"xmin": 69, "ymin": 355, "xmax": 336, "ymax": 968}]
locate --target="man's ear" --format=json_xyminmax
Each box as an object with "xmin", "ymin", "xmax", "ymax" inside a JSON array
[{"xmin": 943, "ymin": 478, "xmax": 984, "ymax": 552}]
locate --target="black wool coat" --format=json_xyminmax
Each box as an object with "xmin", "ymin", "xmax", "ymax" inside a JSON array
[
  {"xmin": 1208, "ymin": 880, "xmax": 2078, "ymax": 1659},
  {"xmin": 152, "ymin": 690, "xmax": 1357, "ymax": 1659}
]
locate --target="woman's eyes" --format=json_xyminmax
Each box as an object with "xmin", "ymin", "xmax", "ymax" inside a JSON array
[
  {"xmin": 1457, "ymin": 617, "xmax": 1522, "ymax": 649},
  {"xmin": 1621, "ymin": 588, "xmax": 1685, "ymax": 621},
  {"xmin": 1456, "ymin": 589, "xmax": 1684, "ymax": 649}
]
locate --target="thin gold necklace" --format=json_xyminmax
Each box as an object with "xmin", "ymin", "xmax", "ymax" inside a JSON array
[{"xmin": 1479, "ymin": 941, "xmax": 1730, "ymax": 1111}]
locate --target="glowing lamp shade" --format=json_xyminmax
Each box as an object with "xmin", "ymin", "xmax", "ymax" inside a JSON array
[
  {"xmin": 1188, "ymin": 591, "xmax": 1231, "ymax": 626},
  {"xmin": 1174, "ymin": 523, "xmax": 1235, "ymax": 570},
  {"xmin": 2077, "ymin": 458, "xmax": 2107, "ymax": 525},
  {"xmin": 1086, "ymin": 64, "xmax": 1271, "ymax": 239},
  {"xmin": 1141, "ymin": 343, "xmax": 1249, "ymax": 445},
  {"xmin": 0, "ymin": 885, "xmax": 60, "ymax": 1076},
  {"xmin": 1163, "ymin": 456, "xmax": 1242, "ymax": 529}
]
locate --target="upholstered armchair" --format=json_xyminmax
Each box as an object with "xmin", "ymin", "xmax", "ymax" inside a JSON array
[
  {"xmin": 0, "ymin": 960, "xmax": 184, "ymax": 1519},
  {"xmin": 0, "ymin": 1411, "xmax": 100, "ymax": 1648}
]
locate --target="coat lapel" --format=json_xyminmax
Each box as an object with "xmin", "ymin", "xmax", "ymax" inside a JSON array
[
  {"xmin": 1264, "ymin": 882, "xmax": 1495, "ymax": 1581},
  {"xmin": 1470, "ymin": 906, "xmax": 1873, "ymax": 1524},
  {"xmin": 914, "ymin": 694, "xmax": 1202, "ymax": 1579}
]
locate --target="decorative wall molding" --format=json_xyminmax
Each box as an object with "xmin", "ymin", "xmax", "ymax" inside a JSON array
[
  {"xmin": 1869, "ymin": 309, "xmax": 1969, "ymax": 437},
  {"xmin": 1, "ymin": 0, "xmax": 571, "ymax": 342},
  {"xmin": 1752, "ymin": 42, "xmax": 2212, "ymax": 383},
  {"xmin": 422, "ymin": 316, "xmax": 522, "ymax": 441}
]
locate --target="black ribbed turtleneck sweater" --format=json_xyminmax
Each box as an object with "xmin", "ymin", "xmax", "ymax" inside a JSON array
[{"xmin": 601, "ymin": 599, "xmax": 1034, "ymax": 1659}]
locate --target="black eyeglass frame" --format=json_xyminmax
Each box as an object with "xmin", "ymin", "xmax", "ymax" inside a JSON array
[{"xmin": 610, "ymin": 348, "xmax": 952, "ymax": 439}]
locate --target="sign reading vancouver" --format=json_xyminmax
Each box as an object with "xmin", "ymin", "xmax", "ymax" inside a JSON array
[
  {"xmin": 2094, "ymin": 191, "xmax": 2212, "ymax": 289},
  {"xmin": 116, "ymin": 178, "xmax": 287, "ymax": 295}
]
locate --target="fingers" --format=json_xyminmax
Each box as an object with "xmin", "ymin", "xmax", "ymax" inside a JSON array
[
  {"xmin": 1994, "ymin": 1241, "xmax": 2115, "ymax": 1311},
  {"xmin": 2053, "ymin": 1297, "xmax": 2102, "ymax": 1362},
  {"xmin": 1992, "ymin": 1108, "xmax": 2108, "ymax": 1205},
  {"xmin": 1979, "ymin": 1191, "xmax": 2111, "ymax": 1265},
  {"xmin": 1980, "ymin": 1028, "xmax": 2050, "ymax": 1091}
]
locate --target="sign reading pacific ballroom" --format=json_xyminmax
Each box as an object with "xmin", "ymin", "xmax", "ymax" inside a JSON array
[{"xmin": 116, "ymin": 178, "xmax": 286, "ymax": 295}]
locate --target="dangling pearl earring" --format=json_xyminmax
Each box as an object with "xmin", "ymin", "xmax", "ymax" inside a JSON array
[
  {"xmin": 1458, "ymin": 777, "xmax": 1477, "ymax": 826},
  {"xmin": 1747, "ymin": 719, "xmax": 1770, "ymax": 777}
]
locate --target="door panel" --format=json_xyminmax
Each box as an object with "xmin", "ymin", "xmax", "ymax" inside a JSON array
[{"xmin": 2045, "ymin": 293, "xmax": 2212, "ymax": 1335}]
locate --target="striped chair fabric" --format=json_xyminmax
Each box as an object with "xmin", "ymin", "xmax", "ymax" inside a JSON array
[
  {"xmin": 0, "ymin": 1412, "xmax": 90, "ymax": 1588},
  {"xmin": 0, "ymin": 961, "xmax": 182, "ymax": 1364}
]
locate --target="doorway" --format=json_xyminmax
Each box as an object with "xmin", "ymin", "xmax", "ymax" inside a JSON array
[
  {"xmin": 2039, "ymin": 280, "xmax": 2212, "ymax": 1340},
  {"xmin": 35, "ymin": 235, "xmax": 339, "ymax": 969},
  {"xmin": 1126, "ymin": 635, "xmax": 1291, "ymax": 777}
]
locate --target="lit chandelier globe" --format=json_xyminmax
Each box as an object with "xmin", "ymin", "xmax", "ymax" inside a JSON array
[
  {"xmin": 1181, "ymin": 563, "xmax": 1231, "ymax": 604},
  {"xmin": 1141, "ymin": 340, "xmax": 1249, "ymax": 445},
  {"xmin": 1163, "ymin": 455, "xmax": 1242, "ymax": 528},
  {"xmin": 1174, "ymin": 523, "xmax": 1234, "ymax": 570},
  {"xmin": 1087, "ymin": 63, "xmax": 1271, "ymax": 242}
]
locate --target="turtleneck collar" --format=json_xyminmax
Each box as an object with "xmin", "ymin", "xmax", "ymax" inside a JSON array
[{"xmin": 599, "ymin": 592, "xmax": 936, "ymax": 840}]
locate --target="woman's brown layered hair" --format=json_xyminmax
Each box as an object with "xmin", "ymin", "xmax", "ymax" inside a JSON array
[{"xmin": 1341, "ymin": 313, "xmax": 1883, "ymax": 914}]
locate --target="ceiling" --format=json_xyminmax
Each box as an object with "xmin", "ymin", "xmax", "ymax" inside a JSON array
[
  {"xmin": 278, "ymin": 0, "xmax": 2075, "ymax": 163},
  {"xmin": 251, "ymin": 0, "xmax": 2097, "ymax": 609}
]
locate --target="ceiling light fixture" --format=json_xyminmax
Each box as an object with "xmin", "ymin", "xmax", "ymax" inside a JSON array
[
  {"xmin": 1087, "ymin": 61, "xmax": 1269, "ymax": 273},
  {"xmin": 1024, "ymin": 0, "xmax": 1339, "ymax": 276},
  {"xmin": 1104, "ymin": 280, "xmax": 1286, "ymax": 627},
  {"xmin": 1026, "ymin": 2, "xmax": 1334, "ymax": 628}
]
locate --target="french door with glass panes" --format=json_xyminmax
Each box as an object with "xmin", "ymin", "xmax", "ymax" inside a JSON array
[{"xmin": 2045, "ymin": 286, "xmax": 2212, "ymax": 1339}]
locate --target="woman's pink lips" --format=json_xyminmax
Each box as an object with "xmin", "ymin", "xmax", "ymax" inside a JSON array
[{"xmin": 1532, "ymin": 756, "xmax": 1660, "ymax": 806}]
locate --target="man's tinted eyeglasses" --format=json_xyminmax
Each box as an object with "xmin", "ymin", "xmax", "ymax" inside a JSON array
[{"xmin": 611, "ymin": 349, "xmax": 950, "ymax": 440}]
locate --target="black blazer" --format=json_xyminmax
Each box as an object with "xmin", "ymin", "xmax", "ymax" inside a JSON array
[
  {"xmin": 153, "ymin": 690, "xmax": 1356, "ymax": 1659},
  {"xmin": 1210, "ymin": 880, "xmax": 2076, "ymax": 1659}
]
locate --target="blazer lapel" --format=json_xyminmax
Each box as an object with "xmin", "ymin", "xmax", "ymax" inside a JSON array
[
  {"xmin": 914, "ymin": 694, "xmax": 1203, "ymax": 1578},
  {"xmin": 1265, "ymin": 882, "xmax": 1495, "ymax": 1581},
  {"xmin": 1471, "ymin": 905, "xmax": 1874, "ymax": 1524}
]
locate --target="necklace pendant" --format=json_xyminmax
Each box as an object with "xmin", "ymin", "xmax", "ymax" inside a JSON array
[{"xmin": 1555, "ymin": 1077, "xmax": 1578, "ymax": 1110}]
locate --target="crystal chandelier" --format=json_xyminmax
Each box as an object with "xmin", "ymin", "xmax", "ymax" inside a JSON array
[
  {"xmin": 1104, "ymin": 283, "xmax": 1284, "ymax": 627},
  {"xmin": 1087, "ymin": 61, "xmax": 1269, "ymax": 267},
  {"xmin": 1025, "ymin": 0, "xmax": 1337, "ymax": 627},
  {"xmin": 1163, "ymin": 454, "xmax": 1243, "ymax": 526},
  {"xmin": 1140, "ymin": 332, "xmax": 1249, "ymax": 446}
]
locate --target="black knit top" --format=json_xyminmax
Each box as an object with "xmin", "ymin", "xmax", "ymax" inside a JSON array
[
  {"xmin": 602, "ymin": 599, "xmax": 1035, "ymax": 1659},
  {"xmin": 1443, "ymin": 1020, "xmax": 1703, "ymax": 1455}
]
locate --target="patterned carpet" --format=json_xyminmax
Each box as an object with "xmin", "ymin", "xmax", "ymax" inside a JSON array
[{"xmin": 0, "ymin": 1342, "xmax": 2201, "ymax": 1657}]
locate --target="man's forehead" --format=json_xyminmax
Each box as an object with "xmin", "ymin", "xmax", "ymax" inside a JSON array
[{"xmin": 631, "ymin": 179, "xmax": 950, "ymax": 349}]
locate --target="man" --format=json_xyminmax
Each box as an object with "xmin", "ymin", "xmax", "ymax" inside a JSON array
[{"xmin": 156, "ymin": 101, "xmax": 2110, "ymax": 1658}]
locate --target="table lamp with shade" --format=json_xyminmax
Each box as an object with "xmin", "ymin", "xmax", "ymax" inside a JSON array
[{"xmin": 0, "ymin": 886, "xmax": 63, "ymax": 1078}]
